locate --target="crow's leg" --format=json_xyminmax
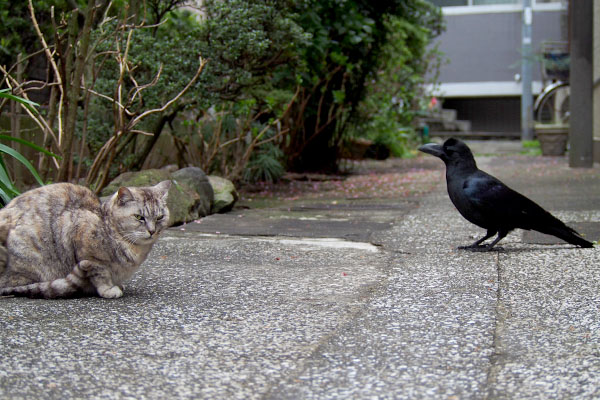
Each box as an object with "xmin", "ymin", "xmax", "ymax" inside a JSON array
[
  {"xmin": 462, "ymin": 230, "xmax": 509, "ymax": 252},
  {"xmin": 458, "ymin": 229, "xmax": 497, "ymax": 250},
  {"xmin": 482, "ymin": 230, "xmax": 509, "ymax": 251}
]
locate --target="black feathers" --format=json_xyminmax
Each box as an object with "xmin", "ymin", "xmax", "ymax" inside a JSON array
[{"xmin": 419, "ymin": 138, "xmax": 594, "ymax": 251}]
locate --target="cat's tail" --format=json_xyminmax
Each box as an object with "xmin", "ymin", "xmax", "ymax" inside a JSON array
[{"xmin": 0, "ymin": 271, "xmax": 85, "ymax": 299}]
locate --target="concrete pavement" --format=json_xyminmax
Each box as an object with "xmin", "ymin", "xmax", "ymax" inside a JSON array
[{"xmin": 1, "ymin": 149, "xmax": 599, "ymax": 399}]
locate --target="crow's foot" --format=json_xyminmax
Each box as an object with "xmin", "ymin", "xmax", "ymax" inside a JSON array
[{"xmin": 458, "ymin": 244, "xmax": 503, "ymax": 252}]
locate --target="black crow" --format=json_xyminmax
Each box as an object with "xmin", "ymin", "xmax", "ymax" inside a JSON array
[{"xmin": 419, "ymin": 138, "xmax": 594, "ymax": 251}]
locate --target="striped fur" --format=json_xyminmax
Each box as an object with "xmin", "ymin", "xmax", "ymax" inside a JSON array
[{"xmin": 0, "ymin": 181, "xmax": 171, "ymax": 299}]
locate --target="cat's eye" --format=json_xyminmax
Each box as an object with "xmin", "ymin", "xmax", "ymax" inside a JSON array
[
  {"xmin": 134, "ymin": 214, "xmax": 145, "ymax": 221},
  {"xmin": 157, "ymin": 215, "xmax": 165, "ymax": 221}
]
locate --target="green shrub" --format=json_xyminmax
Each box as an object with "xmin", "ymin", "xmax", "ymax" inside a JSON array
[
  {"xmin": 0, "ymin": 90, "xmax": 60, "ymax": 204},
  {"xmin": 243, "ymin": 143, "xmax": 285, "ymax": 183},
  {"xmin": 282, "ymin": 0, "xmax": 444, "ymax": 170}
]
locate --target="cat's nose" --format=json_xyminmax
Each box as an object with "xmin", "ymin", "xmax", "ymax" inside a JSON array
[{"xmin": 147, "ymin": 222, "xmax": 156, "ymax": 236}]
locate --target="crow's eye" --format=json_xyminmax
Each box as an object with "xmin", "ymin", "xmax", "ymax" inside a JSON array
[{"xmin": 134, "ymin": 214, "xmax": 145, "ymax": 221}]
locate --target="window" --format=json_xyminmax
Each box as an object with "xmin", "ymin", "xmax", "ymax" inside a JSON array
[
  {"xmin": 473, "ymin": 0, "xmax": 518, "ymax": 4},
  {"xmin": 429, "ymin": 0, "xmax": 467, "ymax": 6},
  {"xmin": 429, "ymin": 0, "xmax": 561, "ymax": 6}
]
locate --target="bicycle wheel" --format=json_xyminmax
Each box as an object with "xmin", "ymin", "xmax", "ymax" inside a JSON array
[{"xmin": 535, "ymin": 84, "xmax": 569, "ymax": 124}]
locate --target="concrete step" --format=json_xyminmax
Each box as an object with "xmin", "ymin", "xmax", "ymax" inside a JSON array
[{"xmin": 429, "ymin": 131, "xmax": 521, "ymax": 140}]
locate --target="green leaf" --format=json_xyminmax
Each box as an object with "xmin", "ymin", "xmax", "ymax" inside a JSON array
[
  {"xmin": 0, "ymin": 89, "xmax": 40, "ymax": 114},
  {"xmin": 0, "ymin": 158, "xmax": 20, "ymax": 200},
  {"xmin": 0, "ymin": 184, "xmax": 14, "ymax": 205},
  {"xmin": 0, "ymin": 144, "xmax": 45, "ymax": 186},
  {"xmin": 0, "ymin": 135, "xmax": 61, "ymax": 159},
  {"xmin": 332, "ymin": 90, "xmax": 345, "ymax": 104},
  {"xmin": 330, "ymin": 52, "xmax": 348, "ymax": 66},
  {"xmin": 350, "ymin": 35, "xmax": 363, "ymax": 44}
]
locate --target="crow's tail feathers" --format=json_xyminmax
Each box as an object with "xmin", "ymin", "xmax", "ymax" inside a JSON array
[{"xmin": 539, "ymin": 224, "xmax": 594, "ymax": 248}]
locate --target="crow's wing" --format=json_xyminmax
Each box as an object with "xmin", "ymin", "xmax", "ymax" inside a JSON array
[{"xmin": 462, "ymin": 171, "xmax": 547, "ymax": 229}]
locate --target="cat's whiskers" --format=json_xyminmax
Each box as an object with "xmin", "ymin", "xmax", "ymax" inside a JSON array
[{"xmin": 121, "ymin": 231, "xmax": 144, "ymax": 246}]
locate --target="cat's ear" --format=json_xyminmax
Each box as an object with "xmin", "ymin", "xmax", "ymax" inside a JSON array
[
  {"xmin": 154, "ymin": 180, "xmax": 172, "ymax": 201},
  {"xmin": 117, "ymin": 187, "xmax": 135, "ymax": 205}
]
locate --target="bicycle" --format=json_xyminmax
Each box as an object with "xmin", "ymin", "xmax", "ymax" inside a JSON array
[{"xmin": 534, "ymin": 41, "xmax": 569, "ymax": 125}]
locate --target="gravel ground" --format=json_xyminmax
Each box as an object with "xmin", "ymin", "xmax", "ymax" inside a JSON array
[{"xmin": 1, "ymin": 151, "xmax": 599, "ymax": 399}]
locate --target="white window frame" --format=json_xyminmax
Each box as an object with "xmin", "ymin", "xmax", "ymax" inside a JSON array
[
  {"xmin": 426, "ymin": 81, "xmax": 544, "ymax": 98},
  {"xmin": 439, "ymin": 1, "xmax": 565, "ymax": 15}
]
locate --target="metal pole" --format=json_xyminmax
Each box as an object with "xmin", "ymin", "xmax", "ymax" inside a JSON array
[
  {"xmin": 569, "ymin": 0, "xmax": 594, "ymax": 167},
  {"xmin": 521, "ymin": 0, "xmax": 534, "ymax": 141}
]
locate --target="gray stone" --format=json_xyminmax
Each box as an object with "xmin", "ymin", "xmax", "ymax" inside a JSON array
[
  {"xmin": 208, "ymin": 175, "xmax": 239, "ymax": 213},
  {"xmin": 172, "ymin": 167, "xmax": 214, "ymax": 218},
  {"xmin": 161, "ymin": 164, "xmax": 179, "ymax": 173},
  {"xmin": 101, "ymin": 169, "xmax": 202, "ymax": 226}
]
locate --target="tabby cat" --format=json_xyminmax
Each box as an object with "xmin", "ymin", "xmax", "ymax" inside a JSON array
[{"xmin": 0, "ymin": 180, "xmax": 171, "ymax": 299}]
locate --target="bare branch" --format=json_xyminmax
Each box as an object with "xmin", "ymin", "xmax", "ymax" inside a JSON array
[
  {"xmin": 128, "ymin": 63, "xmax": 163, "ymax": 105},
  {"xmin": 128, "ymin": 129, "xmax": 155, "ymax": 136},
  {"xmin": 0, "ymin": 66, "xmax": 60, "ymax": 148},
  {"xmin": 128, "ymin": 57, "xmax": 207, "ymax": 129},
  {"xmin": 79, "ymin": 86, "xmax": 134, "ymax": 115},
  {"xmin": 28, "ymin": 0, "xmax": 65, "ymax": 146},
  {"xmin": 27, "ymin": 1, "xmax": 62, "ymax": 90}
]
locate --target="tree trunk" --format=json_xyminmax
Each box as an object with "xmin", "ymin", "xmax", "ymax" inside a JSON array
[
  {"xmin": 285, "ymin": 68, "xmax": 347, "ymax": 173},
  {"xmin": 287, "ymin": 126, "xmax": 339, "ymax": 172},
  {"xmin": 56, "ymin": 0, "xmax": 95, "ymax": 182}
]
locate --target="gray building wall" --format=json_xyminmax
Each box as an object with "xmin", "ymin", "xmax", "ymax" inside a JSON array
[
  {"xmin": 428, "ymin": 5, "xmax": 568, "ymax": 135},
  {"xmin": 433, "ymin": 8, "xmax": 567, "ymax": 94},
  {"xmin": 594, "ymin": 0, "xmax": 600, "ymax": 161},
  {"xmin": 437, "ymin": 12, "xmax": 522, "ymax": 84}
]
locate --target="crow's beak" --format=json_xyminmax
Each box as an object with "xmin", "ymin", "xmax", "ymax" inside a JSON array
[{"xmin": 418, "ymin": 143, "xmax": 445, "ymax": 158}]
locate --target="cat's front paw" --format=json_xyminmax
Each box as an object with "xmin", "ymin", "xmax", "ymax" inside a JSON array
[{"xmin": 99, "ymin": 285, "xmax": 123, "ymax": 299}]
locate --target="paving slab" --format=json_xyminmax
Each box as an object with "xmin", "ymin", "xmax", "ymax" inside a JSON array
[{"xmin": 179, "ymin": 203, "xmax": 410, "ymax": 243}]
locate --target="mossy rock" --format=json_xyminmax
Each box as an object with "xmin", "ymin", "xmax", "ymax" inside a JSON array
[
  {"xmin": 208, "ymin": 175, "xmax": 239, "ymax": 213},
  {"xmin": 172, "ymin": 167, "xmax": 214, "ymax": 218}
]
